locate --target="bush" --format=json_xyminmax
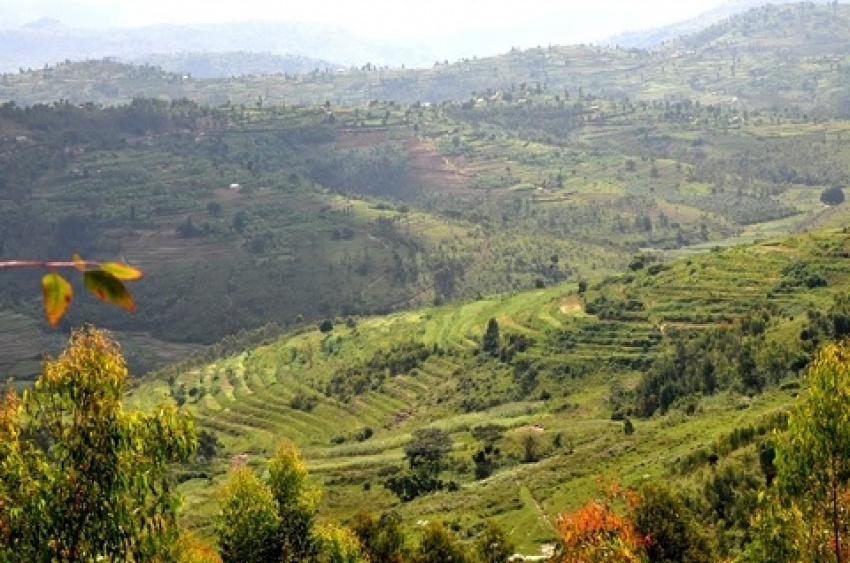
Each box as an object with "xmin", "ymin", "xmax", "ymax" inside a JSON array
[
  {"xmin": 633, "ymin": 483, "xmax": 714, "ymax": 562},
  {"xmin": 290, "ymin": 392, "xmax": 319, "ymax": 412}
]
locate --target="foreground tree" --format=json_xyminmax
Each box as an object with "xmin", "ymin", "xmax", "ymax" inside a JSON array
[
  {"xmin": 268, "ymin": 442, "xmax": 321, "ymax": 561},
  {"xmin": 216, "ymin": 441, "xmax": 324, "ymax": 562},
  {"xmin": 314, "ymin": 523, "xmax": 367, "ymax": 563},
  {"xmin": 745, "ymin": 340, "xmax": 850, "ymax": 562},
  {"xmin": 0, "ymin": 326, "xmax": 197, "ymax": 561},
  {"xmin": 216, "ymin": 466, "xmax": 281, "ymax": 563}
]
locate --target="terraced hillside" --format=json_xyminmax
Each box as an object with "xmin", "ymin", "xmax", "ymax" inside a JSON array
[{"xmin": 137, "ymin": 225, "xmax": 850, "ymax": 553}]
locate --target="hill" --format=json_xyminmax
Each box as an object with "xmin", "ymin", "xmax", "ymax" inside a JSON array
[
  {"xmin": 4, "ymin": 3, "xmax": 850, "ymax": 114},
  {"xmin": 602, "ymin": 0, "xmax": 837, "ymax": 48},
  {"xmin": 133, "ymin": 225, "xmax": 850, "ymax": 556}
]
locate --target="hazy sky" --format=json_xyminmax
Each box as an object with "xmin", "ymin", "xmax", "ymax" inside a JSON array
[{"xmin": 8, "ymin": 0, "xmax": 730, "ymax": 39}]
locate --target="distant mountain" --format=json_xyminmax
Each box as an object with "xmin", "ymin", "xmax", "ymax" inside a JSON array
[
  {"xmin": 603, "ymin": 0, "xmax": 839, "ymax": 48},
  {"xmin": 0, "ymin": 20, "xmax": 435, "ymax": 74}
]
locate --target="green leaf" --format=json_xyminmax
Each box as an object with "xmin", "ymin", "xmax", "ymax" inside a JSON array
[
  {"xmin": 83, "ymin": 270, "xmax": 136, "ymax": 312},
  {"xmin": 41, "ymin": 272, "xmax": 73, "ymax": 327},
  {"xmin": 100, "ymin": 261, "xmax": 143, "ymax": 280}
]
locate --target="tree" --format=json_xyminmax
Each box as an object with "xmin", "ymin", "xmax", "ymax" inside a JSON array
[
  {"xmin": 197, "ymin": 429, "xmax": 223, "ymax": 463},
  {"xmin": 632, "ymin": 483, "xmax": 713, "ymax": 562},
  {"xmin": 0, "ymin": 327, "xmax": 197, "ymax": 561},
  {"xmin": 482, "ymin": 318, "xmax": 501, "ymax": 357},
  {"xmin": 758, "ymin": 440, "xmax": 777, "ymax": 487},
  {"xmin": 521, "ymin": 433, "xmax": 540, "ymax": 463},
  {"xmin": 351, "ymin": 511, "xmax": 408, "ymax": 563},
  {"xmin": 472, "ymin": 442, "xmax": 501, "ymax": 480},
  {"xmin": 766, "ymin": 341, "xmax": 850, "ymax": 562},
  {"xmin": 216, "ymin": 466, "xmax": 282, "ymax": 563},
  {"xmin": 475, "ymin": 520, "xmax": 515, "ymax": 563},
  {"xmin": 216, "ymin": 442, "xmax": 320, "ymax": 563},
  {"xmin": 268, "ymin": 442, "xmax": 320, "ymax": 561},
  {"xmin": 554, "ymin": 485, "xmax": 647, "ymax": 563},
  {"xmin": 404, "ymin": 428, "xmax": 453, "ymax": 476},
  {"xmin": 821, "ymin": 186, "xmax": 846, "ymax": 206},
  {"xmin": 415, "ymin": 522, "xmax": 469, "ymax": 563},
  {"xmin": 207, "ymin": 201, "xmax": 224, "ymax": 218},
  {"xmin": 741, "ymin": 489, "xmax": 812, "ymax": 563},
  {"xmin": 578, "ymin": 280, "xmax": 588, "ymax": 294},
  {"xmin": 314, "ymin": 523, "xmax": 366, "ymax": 563}
]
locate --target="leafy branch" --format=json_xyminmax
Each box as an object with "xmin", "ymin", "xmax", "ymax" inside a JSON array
[{"xmin": 0, "ymin": 254, "xmax": 143, "ymax": 327}]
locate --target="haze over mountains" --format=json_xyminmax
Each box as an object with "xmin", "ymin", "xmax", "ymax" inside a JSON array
[{"xmin": 0, "ymin": 0, "xmax": 840, "ymax": 75}]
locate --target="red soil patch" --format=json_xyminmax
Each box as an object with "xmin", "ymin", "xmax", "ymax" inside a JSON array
[
  {"xmin": 335, "ymin": 128, "xmax": 474, "ymax": 196},
  {"xmin": 405, "ymin": 139, "xmax": 474, "ymax": 196}
]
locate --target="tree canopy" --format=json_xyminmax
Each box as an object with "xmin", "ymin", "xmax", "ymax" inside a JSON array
[{"xmin": 0, "ymin": 326, "xmax": 197, "ymax": 561}]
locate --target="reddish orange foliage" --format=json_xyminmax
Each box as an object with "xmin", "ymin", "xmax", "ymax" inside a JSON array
[{"xmin": 553, "ymin": 484, "xmax": 646, "ymax": 563}]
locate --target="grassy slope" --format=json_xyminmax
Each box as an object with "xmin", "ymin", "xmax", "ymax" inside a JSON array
[{"xmin": 132, "ymin": 223, "xmax": 850, "ymax": 554}]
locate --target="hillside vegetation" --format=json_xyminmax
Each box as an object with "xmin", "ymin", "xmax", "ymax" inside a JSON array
[
  {"xmin": 6, "ymin": 6, "xmax": 850, "ymax": 373},
  {"xmin": 132, "ymin": 226, "xmax": 850, "ymax": 556}
]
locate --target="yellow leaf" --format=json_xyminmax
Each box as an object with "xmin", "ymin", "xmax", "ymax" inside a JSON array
[
  {"xmin": 83, "ymin": 270, "xmax": 136, "ymax": 312},
  {"xmin": 41, "ymin": 272, "xmax": 73, "ymax": 327},
  {"xmin": 100, "ymin": 261, "xmax": 143, "ymax": 280},
  {"xmin": 71, "ymin": 253, "xmax": 87, "ymax": 272}
]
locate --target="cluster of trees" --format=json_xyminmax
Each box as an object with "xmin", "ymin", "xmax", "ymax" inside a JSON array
[
  {"xmin": 383, "ymin": 428, "xmax": 457, "ymax": 501},
  {"xmin": 217, "ymin": 443, "xmax": 326, "ymax": 562},
  {"xmin": 325, "ymin": 341, "xmax": 435, "ymax": 401},
  {"xmin": 631, "ymin": 296, "xmax": 850, "ymax": 417},
  {"xmin": 306, "ymin": 142, "xmax": 414, "ymax": 200},
  {"xmin": 634, "ymin": 320, "xmax": 777, "ymax": 416}
]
